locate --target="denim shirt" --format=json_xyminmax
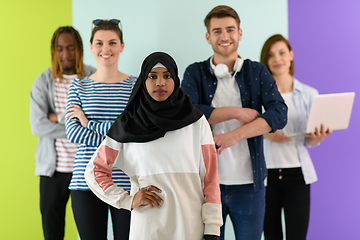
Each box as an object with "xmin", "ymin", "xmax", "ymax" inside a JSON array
[
  {"xmin": 289, "ymin": 78, "xmax": 319, "ymax": 184},
  {"xmin": 181, "ymin": 58, "xmax": 288, "ymax": 190}
]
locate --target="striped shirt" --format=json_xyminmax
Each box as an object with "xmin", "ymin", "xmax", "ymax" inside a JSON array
[
  {"xmin": 65, "ymin": 76, "xmax": 137, "ymax": 191},
  {"xmin": 54, "ymin": 74, "xmax": 78, "ymax": 173}
]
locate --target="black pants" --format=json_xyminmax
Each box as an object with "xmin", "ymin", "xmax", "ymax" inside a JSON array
[
  {"xmin": 71, "ymin": 190, "xmax": 131, "ymax": 240},
  {"xmin": 40, "ymin": 171, "xmax": 72, "ymax": 240},
  {"xmin": 263, "ymin": 168, "xmax": 310, "ymax": 240}
]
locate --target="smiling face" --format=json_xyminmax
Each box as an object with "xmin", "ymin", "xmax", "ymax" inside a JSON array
[
  {"xmin": 206, "ymin": 17, "xmax": 242, "ymax": 60},
  {"xmin": 90, "ymin": 30, "xmax": 124, "ymax": 67},
  {"xmin": 57, "ymin": 32, "xmax": 76, "ymax": 74},
  {"xmin": 267, "ymin": 41, "xmax": 294, "ymax": 77},
  {"xmin": 145, "ymin": 67, "xmax": 175, "ymax": 102}
]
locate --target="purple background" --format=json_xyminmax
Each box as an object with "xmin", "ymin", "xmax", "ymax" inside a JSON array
[{"xmin": 288, "ymin": 1, "xmax": 360, "ymax": 239}]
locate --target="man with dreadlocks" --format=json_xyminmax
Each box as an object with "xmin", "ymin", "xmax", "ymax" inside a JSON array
[{"xmin": 30, "ymin": 26, "xmax": 95, "ymax": 240}]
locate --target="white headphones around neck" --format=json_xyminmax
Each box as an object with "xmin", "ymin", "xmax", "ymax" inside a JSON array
[{"xmin": 214, "ymin": 58, "xmax": 244, "ymax": 80}]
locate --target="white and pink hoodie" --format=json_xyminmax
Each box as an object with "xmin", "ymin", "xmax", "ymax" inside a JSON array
[{"xmin": 85, "ymin": 115, "xmax": 222, "ymax": 240}]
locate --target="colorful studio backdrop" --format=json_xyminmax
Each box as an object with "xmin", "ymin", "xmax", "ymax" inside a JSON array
[{"xmin": 1, "ymin": 0, "xmax": 359, "ymax": 239}]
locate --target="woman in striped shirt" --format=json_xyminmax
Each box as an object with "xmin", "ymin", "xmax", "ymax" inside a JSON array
[{"xmin": 65, "ymin": 19, "xmax": 136, "ymax": 240}]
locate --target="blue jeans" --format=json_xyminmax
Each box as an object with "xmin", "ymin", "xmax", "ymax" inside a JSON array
[{"xmin": 220, "ymin": 184, "xmax": 265, "ymax": 240}]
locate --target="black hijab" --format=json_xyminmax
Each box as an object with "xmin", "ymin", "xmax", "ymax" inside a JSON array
[{"xmin": 107, "ymin": 52, "xmax": 203, "ymax": 143}]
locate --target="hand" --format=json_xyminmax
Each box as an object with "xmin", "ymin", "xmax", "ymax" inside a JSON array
[
  {"xmin": 66, "ymin": 104, "xmax": 89, "ymax": 127},
  {"xmin": 47, "ymin": 113, "xmax": 58, "ymax": 123},
  {"xmin": 264, "ymin": 130, "xmax": 291, "ymax": 143},
  {"xmin": 305, "ymin": 123, "xmax": 332, "ymax": 146},
  {"xmin": 213, "ymin": 131, "xmax": 239, "ymax": 154},
  {"xmin": 234, "ymin": 108, "xmax": 260, "ymax": 124},
  {"xmin": 131, "ymin": 185, "xmax": 163, "ymax": 210}
]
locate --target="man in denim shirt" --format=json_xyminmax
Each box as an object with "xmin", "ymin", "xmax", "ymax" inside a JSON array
[{"xmin": 181, "ymin": 5, "xmax": 287, "ymax": 240}]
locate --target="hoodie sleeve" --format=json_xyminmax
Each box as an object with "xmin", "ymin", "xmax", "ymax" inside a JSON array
[
  {"xmin": 30, "ymin": 70, "xmax": 67, "ymax": 139},
  {"xmin": 85, "ymin": 136, "xmax": 133, "ymax": 210},
  {"xmin": 198, "ymin": 117, "xmax": 222, "ymax": 236}
]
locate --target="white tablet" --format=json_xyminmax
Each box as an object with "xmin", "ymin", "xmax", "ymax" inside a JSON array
[{"xmin": 287, "ymin": 92, "xmax": 355, "ymax": 137}]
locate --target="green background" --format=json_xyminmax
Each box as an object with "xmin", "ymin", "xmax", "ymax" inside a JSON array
[{"xmin": 0, "ymin": 0, "xmax": 78, "ymax": 239}]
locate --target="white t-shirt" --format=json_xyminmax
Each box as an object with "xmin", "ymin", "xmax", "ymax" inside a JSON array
[
  {"xmin": 265, "ymin": 92, "xmax": 301, "ymax": 168},
  {"xmin": 210, "ymin": 59, "xmax": 253, "ymax": 185}
]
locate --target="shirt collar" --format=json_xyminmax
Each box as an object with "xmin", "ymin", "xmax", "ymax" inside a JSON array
[
  {"xmin": 293, "ymin": 78, "xmax": 304, "ymax": 93},
  {"xmin": 206, "ymin": 57, "xmax": 214, "ymax": 75}
]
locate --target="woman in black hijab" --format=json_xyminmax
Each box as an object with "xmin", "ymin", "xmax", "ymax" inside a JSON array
[
  {"xmin": 85, "ymin": 52, "xmax": 222, "ymax": 240},
  {"xmin": 107, "ymin": 51, "xmax": 203, "ymax": 143}
]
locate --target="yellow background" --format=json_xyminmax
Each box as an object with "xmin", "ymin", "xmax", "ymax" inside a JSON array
[{"xmin": 0, "ymin": 0, "xmax": 78, "ymax": 239}]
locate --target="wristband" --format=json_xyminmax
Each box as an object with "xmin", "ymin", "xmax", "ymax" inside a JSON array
[{"xmin": 204, "ymin": 235, "xmax": 220, "ymax": 240}]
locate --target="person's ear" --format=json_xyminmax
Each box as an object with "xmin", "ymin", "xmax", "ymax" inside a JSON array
[
  {"xmin": 120, "ymin": 42, "xmax": 125, "ymax": 53},
  {"xmin": 206, "ymin": 32, "xmax": 211, "ymax": 45},
  {"xmin": 290, "ymin": 49, "xmax": 294, "ymax": 61},
  {"xmin": 90, "ymin": 42, "xmax": 95, "ymax": 55},
  {"xmin": 238, "ymin": 28, "xmax": 243, "ymax": 42}
]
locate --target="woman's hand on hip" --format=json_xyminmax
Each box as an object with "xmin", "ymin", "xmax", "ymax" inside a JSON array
[{"xmin": 131, "ymin": 185, "xmax": 163, "ymax": 210}]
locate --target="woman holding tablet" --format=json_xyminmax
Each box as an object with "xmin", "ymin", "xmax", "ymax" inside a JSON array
[{"xmin": 260, "ymin": 34, "xmax": 332, "ymax": 240}]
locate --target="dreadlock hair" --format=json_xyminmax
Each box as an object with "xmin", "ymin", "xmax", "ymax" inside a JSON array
[{"xmin": 51, "ymin": 26, "xmax": 85, "ymax": 79}]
